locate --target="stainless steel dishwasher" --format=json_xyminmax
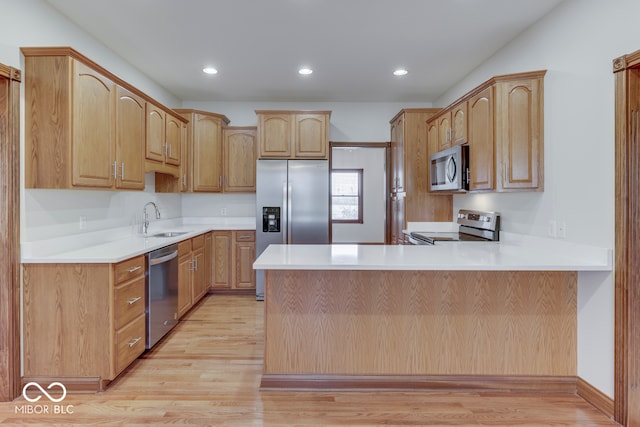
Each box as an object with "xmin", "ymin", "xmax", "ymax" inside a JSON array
[{"xmin": 146, "ymin": 244, "xmax": 179, "ymax": 349}]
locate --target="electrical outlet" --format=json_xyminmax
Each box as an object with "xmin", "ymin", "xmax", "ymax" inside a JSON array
[
  {"xmin": 558, "ymin": 221, "xmax": 566, "ymax": 239},
  {"xmin": 220, "ymin": 208, "xmax": 227, "ymax": 216},
  {"xmin": 548, "ymin": 220, "xmax": 557, "ymax": 238},
  {"xmin": 79, "ymin": 215, "xmax": 87, "ymax": 230}
]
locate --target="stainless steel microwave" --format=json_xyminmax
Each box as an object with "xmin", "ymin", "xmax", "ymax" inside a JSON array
[{"xmin": 430, "ymin": 145, "xmax": 469, "ymax": 191}]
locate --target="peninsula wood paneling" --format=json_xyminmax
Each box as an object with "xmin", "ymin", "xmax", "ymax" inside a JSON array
[{"xmin": 264, "ymin": 270, "xmax": 577, "ymax": 377}]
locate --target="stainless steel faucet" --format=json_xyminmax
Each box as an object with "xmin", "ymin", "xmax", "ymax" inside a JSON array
[{"xmin": 143, "ymin": 202, "xmax": 161, "ymax": 234}]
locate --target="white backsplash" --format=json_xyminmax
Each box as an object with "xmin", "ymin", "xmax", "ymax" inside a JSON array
[
  {"xmin": 181, "ymin": 193, "xmax": 257, "ymax": 218},
  {"xmin": 23, "ymin": 173, "xmax": 182, "ymax": 241}
]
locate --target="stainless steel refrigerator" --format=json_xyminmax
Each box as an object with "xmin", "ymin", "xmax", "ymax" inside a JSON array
[{"xmin": 255, "ymin": 159, "xmax": 330, "ymax": 300}]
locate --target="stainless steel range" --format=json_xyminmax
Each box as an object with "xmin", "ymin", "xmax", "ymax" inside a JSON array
[{"xmin": 409, "ymin": 209, "xmax": 500, "ymax": 245}]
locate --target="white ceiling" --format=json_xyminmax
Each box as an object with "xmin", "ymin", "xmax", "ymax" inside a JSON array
[{"xmin": 45, "ymin": 0, "xmax": 564, "ymax": 103}]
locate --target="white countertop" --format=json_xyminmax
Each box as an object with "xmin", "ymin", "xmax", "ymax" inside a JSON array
[
  {"xmin": 22, "ymin": 217, "xmax": 255, "ymax": 264},
  {"xmin": 253, "ymin": 233, "xmax": 612, "ymax": 272}
]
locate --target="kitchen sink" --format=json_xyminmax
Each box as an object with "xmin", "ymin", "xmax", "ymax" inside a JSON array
[{"xmin": 147, "ymin": 231, "xmax": 189, "ymax": 238}]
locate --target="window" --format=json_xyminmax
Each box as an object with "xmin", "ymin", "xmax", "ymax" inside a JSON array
[{"xmin": 331, "ymin": 169, "xmax": 363, "ymax": 223}]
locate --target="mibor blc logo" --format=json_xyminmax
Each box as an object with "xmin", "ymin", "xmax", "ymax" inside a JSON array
[{"xmin": 15, "ymin": 382, "xmax": 74, "ymax": 415}]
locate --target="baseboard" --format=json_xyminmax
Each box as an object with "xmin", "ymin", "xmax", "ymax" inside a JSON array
[
  {"xmin": 21, "ymin": 376, "xmax": 104, "ymax": 395},
  {"xmin": 208, "ymin": 288, "xmax": 255, "ymax": 296},
  {"xmin": 260, "ymin": 374, "xmax": 578, "ymax": 393},
  {"xmin": 577, "ymin": 376, "xmax": 615, "ymax": 420}
]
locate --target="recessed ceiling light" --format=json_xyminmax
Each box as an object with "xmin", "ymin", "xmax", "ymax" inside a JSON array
[
  {"xmin": 203, "ymin": 67, "xmax": 218, "ymax": 75},
  {"xmin": 298, "ymin": 67, "xmax": 313, "ymax": 75},
  {"xmin": 393, "ymin": 68, "xmax": 408, "ymax": 76}
]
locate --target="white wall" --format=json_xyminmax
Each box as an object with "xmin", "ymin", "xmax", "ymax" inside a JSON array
[
  {"xmin": 331, "ymin": 147, "xmax": 386, "ymax": 243},
  {"xmin": 0, "ymin": 0, "xmax": 184, "ymax": 241},
  {"xmin": 436, "ymin": 0, "xmax": 640, "ymax": 397}
]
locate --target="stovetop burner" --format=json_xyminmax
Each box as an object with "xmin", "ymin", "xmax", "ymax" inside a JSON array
[{"xmin": 409, "ymin": 210, "xmax": 500, "ymax": 245}]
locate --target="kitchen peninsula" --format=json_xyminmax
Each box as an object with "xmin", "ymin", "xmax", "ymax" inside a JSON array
[{"xmin": 253, "ymin": 235, "xmax": 611, "ymax": 392}]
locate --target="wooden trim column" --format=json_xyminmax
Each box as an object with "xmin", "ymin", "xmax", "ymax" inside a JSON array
[
  {"xmin": 0, "ymin": 63, "xmax": 21, "ymax": 402},
  {"xmin": 613, "ymin": 50, "xmax": 640, "ymax": 426}
]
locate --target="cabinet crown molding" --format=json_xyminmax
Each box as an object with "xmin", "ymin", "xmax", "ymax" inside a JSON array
[
  {"xmin": 427, "ymin": 70, "xmax": 547, "ymax": 123},
  {"xmin": 255, "ymin": 109, "xmax": 331, "ymax": 116},
  {"xmin": 173, "ymin": 109, "xmax": 230, "ymax": 125},
  {"xmin": 21, "ymin": 46, "xmax": 187, "ymax": 123}
]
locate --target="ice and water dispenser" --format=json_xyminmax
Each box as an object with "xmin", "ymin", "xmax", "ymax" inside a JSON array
[{"xmin": 262, "ymin": 207, "xmax": 281, "ymax": 232}]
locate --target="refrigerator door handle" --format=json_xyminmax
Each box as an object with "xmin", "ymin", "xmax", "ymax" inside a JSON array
[
  {"xmin": 282, "ymin": 181, "xmax": 288, "ymax": 244},
  {"xmin": 287, "ymin": 183, "xmax": 293, "ymax": 244}
]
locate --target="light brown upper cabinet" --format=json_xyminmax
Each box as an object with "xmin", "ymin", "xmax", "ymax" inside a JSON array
[
  {"xmin": 145, "ymin": 103, "xmax": 183, "ymax": 176},
  {"xmin": 256, "ymin": 110, "xmax": 331, "ymax": 159},
  {"xmin": 467, "ymin": 87, "xmax": 494, "ymax": 191},
  {"xmin": 427, "ymin": 70, "xmax": 545, "ymax": 193},
  {"xmin": 434, "ymin": 102, "xmax": 467, "ymax": 152},
  {"xmin": 115, "ymin": 87, "xmax": 146, "ymax": 190},
  {"xmin": 22, "ymin": 47, "xmax": 187, "ymax": 190},
  {"xmin": 156, "ymin": 109, "xmax": 233, "ymax": 193},
  {"xmin": 223, "ymin": 127, "xmax": 257, "ymax": 192},
  {"xmin": 494, "ymin": 75, "xmax": 544, "ymax": 191},
  {"xmin": 179, "ymin": 109, "xmax": 230, "ymax": 192},
  {"xmin": 24, "ymin": 52, "xmax": 115, "ymax": 189}
]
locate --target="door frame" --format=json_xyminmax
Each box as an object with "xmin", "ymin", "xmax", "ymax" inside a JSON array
[
  {"xmin": 613, "ymin": 49, "xmax": 640, "ymax": 426},
  {"xmin": 0, "ymin": 63, "xmax": 21, "ymax": 401}
]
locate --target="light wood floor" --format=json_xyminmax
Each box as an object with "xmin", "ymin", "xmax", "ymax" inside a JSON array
[{"xmin": 0, "ymin": 295, "xmax": 620, "ymax": 426}]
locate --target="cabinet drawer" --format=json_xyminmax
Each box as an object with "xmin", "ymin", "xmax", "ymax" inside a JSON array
[
  {"xmin": 115, "ymin": 313, "xmax": 146, "ymax": 374},
  {"xmin": 191, "ymin": 234, "xmax": 205, "ymax": 250},
  {"xmin": 178, "ymin": 239, "xmax": 192, "ymax": 255},
  {"xmin": 114, "ymin": 255, "xmax": 145, "ymax": 284},
  {"xmin": 114, "ymin": 277, "xmax": 146, "ymax": 329},
  {"xmin": 235, "ymin": 230, "xmax": 255, "ymax": 242}
]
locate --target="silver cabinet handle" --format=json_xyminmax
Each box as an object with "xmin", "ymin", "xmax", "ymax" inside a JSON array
[
  {"xmin": 112, "ymin": 161, "xmax": 118, "ymax": 179},
  {"xmin": 128, "ymin": 337, "xmax": 142, "ymax": 348},
  {"xmin": 128, "ymin": 296, "xmax": 142, "ymax": 305},
  {"xmin": 127, "ymin": 266, "xmax": 142, "ymax": 273},
  {"xmin": 121, "ymin": 162, "xmax": 125, "ymax": 180},
  {"xmin": 237, "ymin": 235, "xmax": 252, "ymax": 240}
]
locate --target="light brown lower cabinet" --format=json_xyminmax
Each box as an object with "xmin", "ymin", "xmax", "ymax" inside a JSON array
[
  {"xmin": 211, "ymin": 230, "xmax": 256, "ymax": 292},
  {"xmin": 22, "ymin": 255, "xmax": 147, "ymax": 391},
  {"xmin": 178, "ymin": 233, "xmax": 210, "ymax": 318}
]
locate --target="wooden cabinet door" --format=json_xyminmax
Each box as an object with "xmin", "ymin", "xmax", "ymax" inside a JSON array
[
  {"xmin": 294, "ymin": 113, "xmax": 328, "ymax": 158},
  {"xmin": 391, "ymin": 115, "xmax": 405, "ymax": 192},
  {"xmin": 178, "ymin": 241, "xmax": 193, "ymax": 317},
  {"xmin": 115, "ymin": 86, "xmax": 145, "ymax": 190},
  {"xmin": 204, "ymin": 232, "xmax": 212, "ymax": 291},
  {"xmin": 235, "ymin": 241, "xmax": 255, "ymax": 289},
  {"xmin": 437, "ymin": 112, "xmax": 451, "ymax": 151},
  {"xmin": 72, "ymin": 61, "xmax": 115, "ymax": 188},
  {"xmin": 192, "ymin": 247, "xmax": 207, "ymax": 302},
  {"xmin": 451, "ymin": 101, "xmax": 468, "ymax": 146},
  {"xmin": 258, "ymin": 113, "xmax": 292, "ymax": 158},
  {"xmin": 224, "ymin": 127, "xmax": 256, "ymax": 192},
  {"xmin": 495, "ymin": 77, "xmax": 543, "ymax": 191},
  {"xmin": 146, "ymin": 103, "xmax": 166, "ymax": 162},
  {"xmin": 165, "ymin": 113, "xmax": 182, "ymax": 166},
  {"xmin": 468, "ymin": 87, "xmax": 494, "ymax": 191},
  {"xmin": 192, "ymin": 114, "xmax": 223, "ymax": 192},
  {"xmin": 212, "ymin": 231, "xmax": 232, "ymax": 289}
]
